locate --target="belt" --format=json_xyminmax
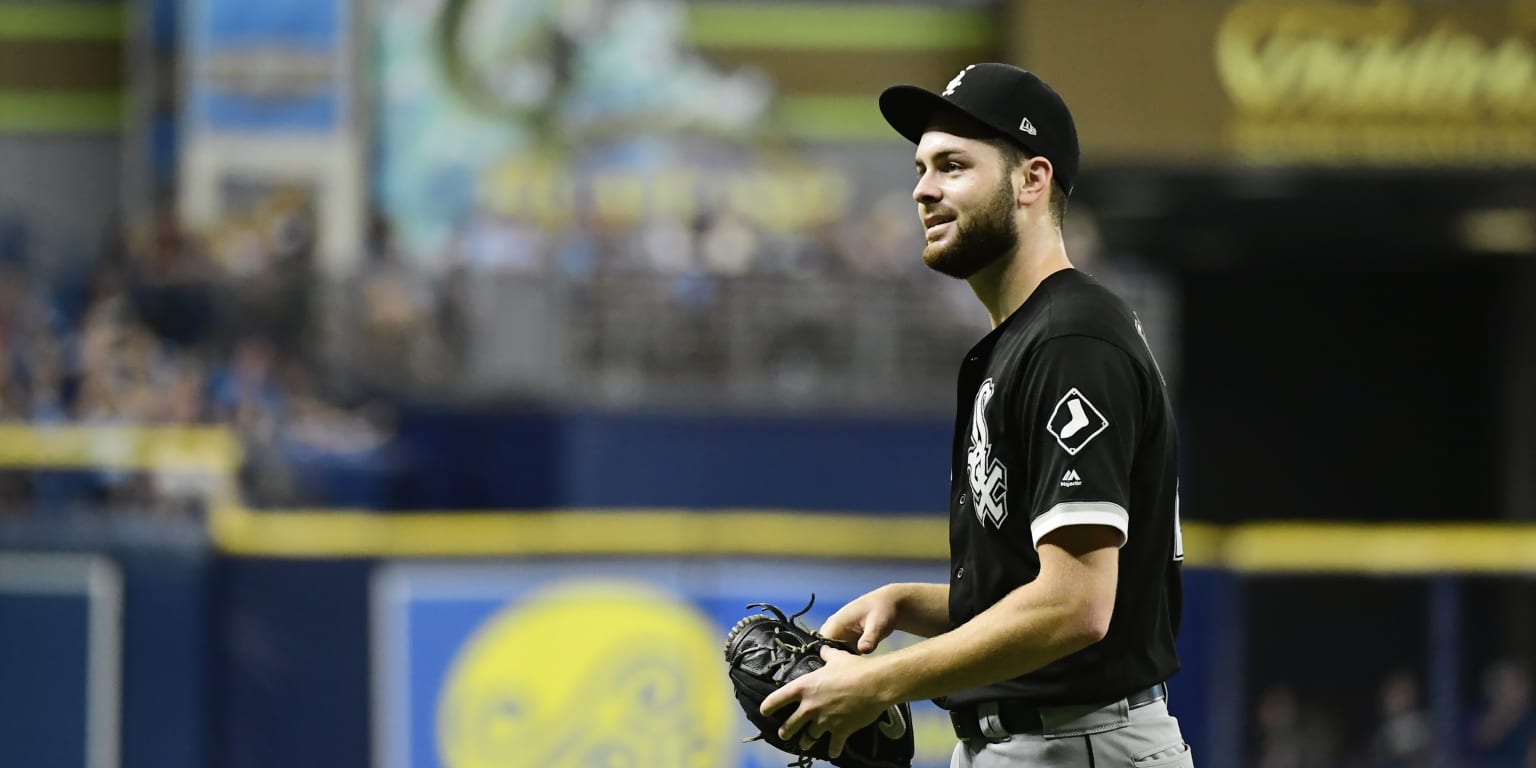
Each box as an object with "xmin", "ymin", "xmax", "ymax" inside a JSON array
[{"xmin": 948, "ymin": 683, "xmax": 1168, "ymax": 740}]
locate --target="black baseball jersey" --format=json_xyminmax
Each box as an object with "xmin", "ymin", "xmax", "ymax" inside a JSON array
[{"xmin": 939, "ymin": 268, "xmax": 1183, "ymax": 708}]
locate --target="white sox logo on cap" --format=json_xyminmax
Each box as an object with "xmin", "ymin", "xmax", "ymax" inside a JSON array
[
  {"xmin": 879, "ymin": 62, "xmax": 1082, "ymax": 195},
  {"xmin": 942, "ymin": 65, "xmax": 975, "ymax": 97}
]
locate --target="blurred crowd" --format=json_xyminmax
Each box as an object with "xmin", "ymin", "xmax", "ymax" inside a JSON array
[
  {"xmin": 351, "ymin": 195, "xmax": 1177, "ymax": 405},
  {"xmin": 346, "ymin": 195, "xmax": 992, "ymax": 398},
  {"xmin": 0, "ymin": 190, "xmax": 1176, "ymax": 513},
  {"xmin": 1254, "ymin": 658, "xmax": 1536, "ymax": 768},
  {"xmin": 1, "ymin": 192, "xmax": 958, "ymax": 515},
  {"xmin": 0, "ymin": 199, "xmax": 394, "ymax": 517}
]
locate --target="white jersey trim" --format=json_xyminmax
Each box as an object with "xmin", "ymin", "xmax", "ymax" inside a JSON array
[{"xmin": 1030, "ymin": 501, "xmax": 1130, "ymax": 549}]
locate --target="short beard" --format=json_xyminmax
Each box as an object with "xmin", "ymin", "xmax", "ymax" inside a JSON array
[{"xmin": 922, "ymin": 176, "xmax": 1019, "ymax": 279}]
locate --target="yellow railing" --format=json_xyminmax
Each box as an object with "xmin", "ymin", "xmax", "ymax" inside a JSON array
[{"xmin": 2, "ymin": 423, "xmax": 1534, "ymax": 571}]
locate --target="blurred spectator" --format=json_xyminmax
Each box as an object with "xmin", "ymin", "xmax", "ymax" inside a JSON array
[
  {"xmin": 0, "ymin": 211, "xmax": 28, "ymax": 267},
  {"xmin": 553, "ymin": 212, "xmax": 604, "ymax": 281},
  {"xmin": 210, "ymin": 336, "xmax": 281, "ymax": 441},
  {"xmin": 1, "ymin": 262, "xmax": 60, "ymax": 357},
  {"xmin": 277, "ymin": 363, "xmax": 392, "ymax": 457},
  {"xmin": 15, "ymin": 326, "xmax": 68, "ymax": 422},
  {"xmin": 1253, "ymin": 684, "xmax": 1340, "ymax": 768},
  {"xmin": 159, "ymin": 358, "xmax": 209, "ymax": 424},
  {"xmin": 454, "ymin": 209, "xmax": 548, "ymax": 272},
  {"xmin": 149, "ymin": 359, "xmax": 218, "ymax": 518},
  {"xmin": 205, "ymin": 188, "xmax": 316, "ymax": 353},
  {"xmin": 794, "ymin": 222, "xmax": 846, "ymax": 279},
  {"xmin": 1366, "ymin": 670, "xmax": 1433, "ymax": 768},
  {"xmin": 846, "ymin": 192, "xmax": 922, "ymax": 278},
  {"xmin": 126, "ymin": 208, "xmax": 216, "ymax": 348},
  {"xmin": 698, "ymin": 211, "xmax": 756, "ymax": 277},
  {"xmin": 638, "ymin": 216, "xmax": 695, "ymax": 274},
  {"xmin": 0, "ymin": 357, "xmax": 20, "ymax": 419},
  {"xmin": 356, "ymin": 214, "xmax": 447, "ymax": 390},
  {"xmin": 1467, "ymin": 658, "xmax": 1536, "ymax": 768},
  {"xmin": 253, "ymin": 362, "xmax": 395, "ymax": 508}
]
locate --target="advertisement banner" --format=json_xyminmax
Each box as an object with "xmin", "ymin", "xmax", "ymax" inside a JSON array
[
  {"xmin": 376, "ymin": 0, "xmax": 817, "ymax": 258},
  {"xmin": 373, "ymin": 558, "xmax": 958, "ymax": 768},
  {"xmin": 371, "ymin": 0, "xmax": 1001, "ymax": 260},
  {"xmin": 186, "ymin": 0, "xmax": 349, "ymax": 134},
  {"xmin": 1013, "ymin": 0, "xmax": 1536, "ymax": 168}
]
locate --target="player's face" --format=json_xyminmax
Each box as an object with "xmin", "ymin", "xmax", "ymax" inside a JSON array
[{"xmin": 912, "ymin": 129, "xmax": 1018, "ymax": 279}]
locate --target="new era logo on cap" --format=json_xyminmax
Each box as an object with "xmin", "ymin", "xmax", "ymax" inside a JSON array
[{"xmin": 878, "ymin": 62, "xmax": 1081, "ymax": 195}]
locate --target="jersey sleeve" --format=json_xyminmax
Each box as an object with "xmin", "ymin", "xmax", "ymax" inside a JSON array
[{"xmin": 1016, "ymin": 335, "xmax": 1146, "ymax": 549}]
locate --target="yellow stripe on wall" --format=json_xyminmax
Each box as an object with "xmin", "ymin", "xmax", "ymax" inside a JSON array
[
  {"xmin": 0, "ymin": 423, "xmax": 235, "ymax": 471},
  {"xmin": 778, "ymin": 94, "xmax": 892, "ymax": 141},
  {"xmin": 208, "ymin": 507, "xmax": 952, "ymax": 560},
  {"xmin": 0, "ymin": 4, "xmax": 125, "ymax": 40},
  {"xmin": 205, "ymin": 507, "xmax": 1536, "ymax": 573},
  {"xmin": 687, "ymin": 3, "xmax": 997, "ymax": 50},
  {"xmin": 4, "ymin": 422, "xmax": 1536, "ymax": 571},
  {"xmin": 1221, "ymin": 522, "xmax": 1536, "ymax": 575},
  {"xmin": 0, "ymin": 91, "xmax": 123, "ymax": 132}
]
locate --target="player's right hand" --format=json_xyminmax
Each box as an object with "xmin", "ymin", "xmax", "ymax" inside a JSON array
[{"xmin": 819, "ymin": 587, "xmax": 899, "ymax": 653}]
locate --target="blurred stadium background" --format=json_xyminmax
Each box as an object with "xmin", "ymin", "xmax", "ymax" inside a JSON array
[{"xmin": 1, "ymin": 0, "xmax": 1534, "ymax": 767}]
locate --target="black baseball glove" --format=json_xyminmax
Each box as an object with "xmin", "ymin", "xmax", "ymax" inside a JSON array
[{"xmin": 723, "ymin": 596, "xmax": 914, "ymax": 768}]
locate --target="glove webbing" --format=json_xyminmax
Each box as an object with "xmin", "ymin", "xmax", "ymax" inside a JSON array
[{"xmin": 738, "ymin": 596, "xmax": 842, "ymax": 768}]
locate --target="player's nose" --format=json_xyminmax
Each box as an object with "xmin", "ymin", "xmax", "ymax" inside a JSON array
[{"xmin": 912, "ymin": 171, "xmax": 941, "ymax": 205}]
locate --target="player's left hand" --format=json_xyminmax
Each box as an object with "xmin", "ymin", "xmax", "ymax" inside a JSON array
[{"xmin": 760, "ymin": 646, "xmax": 890, "ymax": 758}]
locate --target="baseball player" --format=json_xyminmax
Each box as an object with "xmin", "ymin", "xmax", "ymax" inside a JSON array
[{"xmin": 760, "ymin": 63, "xmax": 1191, "ymax": 767}]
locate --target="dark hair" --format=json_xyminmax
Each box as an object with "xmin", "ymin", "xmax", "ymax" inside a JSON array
[{"xmin": 985, "ymin": 136, "xmax": 1067, "ymax": 228}]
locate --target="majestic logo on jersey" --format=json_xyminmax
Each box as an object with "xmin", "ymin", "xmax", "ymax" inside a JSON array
[
  {"xmin": 1047, "ymin": 388, "xmax": 1109, "ymax": 455},
  {"xmin": 1060, "ymin": 469, "xmax": 1083, "ymax": 488},
  {"xmin": 968, "ymin": 378, "xmax": 1008, "ymax": 527}
]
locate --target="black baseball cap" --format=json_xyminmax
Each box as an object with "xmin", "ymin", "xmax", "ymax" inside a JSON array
[{"xmin": 880, "ymin": 63, "xmax": 1080, "ymax": 196}]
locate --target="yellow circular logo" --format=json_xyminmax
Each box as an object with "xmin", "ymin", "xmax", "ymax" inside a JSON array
[{"xmin": 437, "ymin": 580, "xmax": 734, "ymax": 768}]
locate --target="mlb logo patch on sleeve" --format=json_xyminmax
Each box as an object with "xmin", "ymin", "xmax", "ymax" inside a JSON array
[{"xmin": 1047, "ymin": 388, "xmax": 1109, "ymax": 455}]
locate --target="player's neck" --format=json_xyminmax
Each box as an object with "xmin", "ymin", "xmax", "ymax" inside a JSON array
[{"xmin": 966, "ymin": 224, "xmax": 1073, "ymax": 327}]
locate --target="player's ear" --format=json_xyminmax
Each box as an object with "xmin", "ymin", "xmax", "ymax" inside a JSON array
[{"xmin": 1017, "ymin": 156, "xmax": 1052, "ymax": 207}]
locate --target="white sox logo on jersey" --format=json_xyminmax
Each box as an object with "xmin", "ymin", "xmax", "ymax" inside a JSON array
[{"xmin": 967, "ymin": 378, "xmax": 1008, "ymax": 527}]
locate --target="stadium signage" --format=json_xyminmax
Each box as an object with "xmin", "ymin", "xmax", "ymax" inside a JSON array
[{"xmin": 1013, "ymin": 0, "xmax": 1536, "ymax": 167}]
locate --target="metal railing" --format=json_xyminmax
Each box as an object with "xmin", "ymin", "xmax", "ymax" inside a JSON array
[{"xmin": 324, "ymin": 271, "xmax": 994, "ymax": 411}]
